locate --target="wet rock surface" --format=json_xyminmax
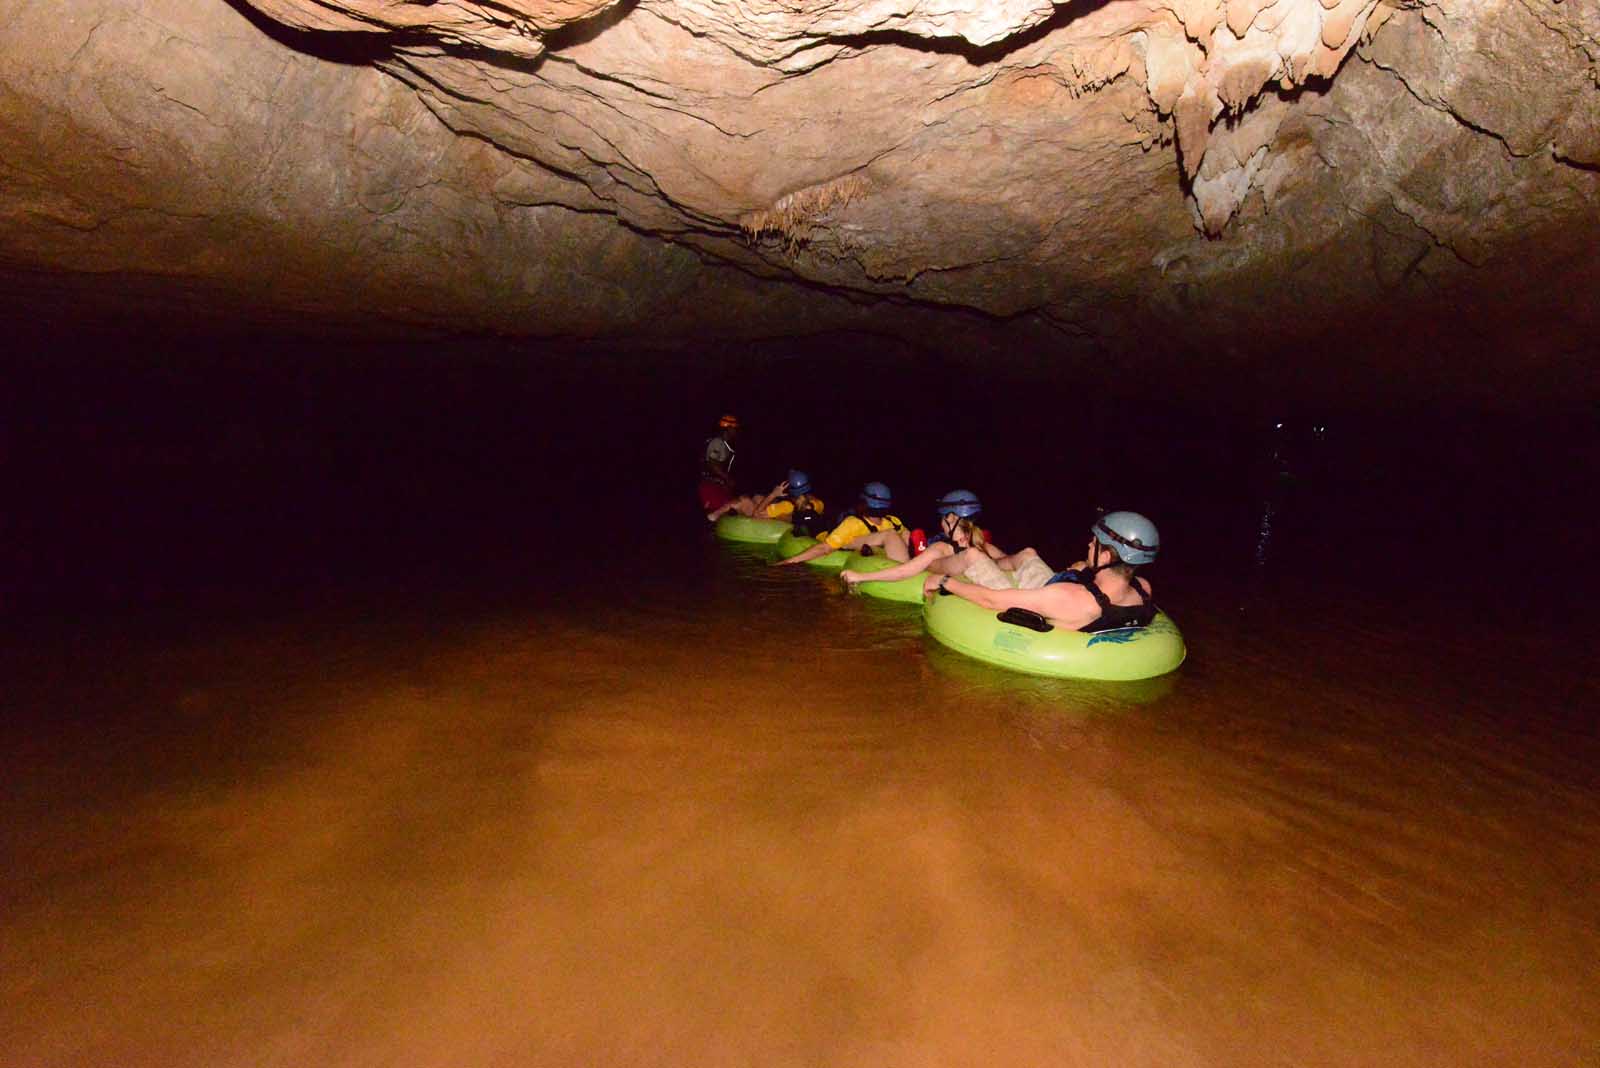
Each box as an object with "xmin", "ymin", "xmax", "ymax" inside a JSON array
[{"xmin": 1, "ymin": 0, "xmax": 1597, "ymax": 352}]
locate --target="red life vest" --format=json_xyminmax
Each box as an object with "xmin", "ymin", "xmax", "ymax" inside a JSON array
[{"xmin": 910, "ymin": 528, "xmax": 995, "ymax": 555}]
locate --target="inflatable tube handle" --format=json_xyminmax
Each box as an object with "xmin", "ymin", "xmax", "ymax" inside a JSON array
[{"xmin": 997, "ymin": 607, "xmax": 1054, "ymax": 633}]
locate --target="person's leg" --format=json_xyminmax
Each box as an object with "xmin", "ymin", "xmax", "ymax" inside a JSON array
[
  {"xmin": 708, "ymin": 495, "xmax": 761, "ymax": 521},
  {"xmin": 1006, "ymin": 549, "xmax": 1056, "ymax": 590},
  {"xmin": 855, "ymin": 528, "xmax": 911, "ymax": 561},
  {"xmin": 960, "ymin": 551, "xmax": 1018, "ymax": 591},
  {"xmin": 995, "ymin": 546, "xmax": 1042, "ymax": 571},
  {"xmin": 699, "ymin": 480, "xmax": 733, "ymax": 515}
]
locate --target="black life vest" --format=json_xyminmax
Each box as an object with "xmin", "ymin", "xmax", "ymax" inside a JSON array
[
  {"xmin": 785, "ymin": 496, "xmax": 823, "ymax": 536},
  {"xmin": 1045, "ymin": 566, "xmax": 1156, "ymax": 633}
]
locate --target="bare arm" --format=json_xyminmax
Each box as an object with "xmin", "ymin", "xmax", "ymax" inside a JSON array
[
  {"xmin": 776, "ymin": 517, "xmax": 868, "ymax": 567},
  {"xmin": 771, "ymin": 541, "xmax": 834, "ymax": 567},
  {"xmin": 752, "ymin": 480, "xmax": 788, "ymax": 514},
  {"xmin": 928, "ymin": 574, "xmax": 1092, "ymax": 623}
]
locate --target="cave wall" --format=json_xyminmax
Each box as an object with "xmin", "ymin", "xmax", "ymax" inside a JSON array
[
  {"xmin": 0, "ymin": 0, "xmax": 894, "ymax": 339},
  {"xmin": 1, "ymin": 0, "xmax": 1596, "ymax": 354}
]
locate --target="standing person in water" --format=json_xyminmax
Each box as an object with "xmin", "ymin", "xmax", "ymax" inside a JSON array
[
  {"xmin": 773, "ymin": 481, "xmax": 905, "ymax": 566},
  {"xmin": 705, "ymin": 469, "xmax": 826, "ymax": 524},
  {"xmin": 840, "ymin": 489, "xmax": 1011, "ymax": 589},
  {"xmin": 928, "ymin": 511, "xmax": 1161, "ymax": 632},
  {"xmin": 698, "ymin": 414, "xmax": 740, "ymax": 515}
]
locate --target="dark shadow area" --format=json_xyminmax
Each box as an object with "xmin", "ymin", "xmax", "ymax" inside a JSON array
[
  {"xmin": 540, "ymin": 0, "xmax": 640, "ymax": 53},
  {"xmin": 219, "ymin": 0, "xmax": 642, "ymax": 78},
  {"xmin": 0, "ymin": 263, "xmax": 443, "ymax": 344},
  {"xmin": 3, "ymin": 319, "xmax": 1596, "ymax": 634},
  {"xmin": 219, "ymin": 0, "xmax": 431, "ymax": 65},
  {"xmin": 1555, "ymin": 152, "xmax": 1600, "ymax": 174}
]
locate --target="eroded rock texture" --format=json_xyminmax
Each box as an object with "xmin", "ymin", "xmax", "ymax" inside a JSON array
[{"xmin": 1, "ymin": 0, "xmax": 1597, "ymax": 350}]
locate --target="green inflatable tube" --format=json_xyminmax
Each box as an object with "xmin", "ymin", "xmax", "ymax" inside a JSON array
[
  {"xmin": 923, "ymin": 592, "xmax": 1186, "ymax": 681},
  {"xmin": 775, "ymin": 530, "xmax": 852, "ymax": 570},
  {"xmin": 714, "ymin": 514, "xmax": 791, "ymax": 544},
  {"xmin": 843, "ymin": 552, "xmax": 928, "ymax": 604}
]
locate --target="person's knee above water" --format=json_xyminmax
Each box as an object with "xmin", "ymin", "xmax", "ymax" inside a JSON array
[
  {"xmin": 958, "ymin": 541, "xmax": 1056, "ymax": 591},
  {"xmin": 772, "ymin": 481, "xmax": 905, "ymax": 566},
  {"xmin": 842, "ymin": 489, "xmax": 997, "ymax": 587},
  {"xmin": 824, "ymin": 481, "xmax": 905, "ymax": 549},
  {"xmin": 707, "ymin": 469, "xmax": 826, "ymax": 523},
  {"xmin": 938, "ymin": 488, "xmax": 1058, "ymax": 591},
  {"xmin": 930, "ymin": 510, "xmax": 1161, "ymax": 632},
  {"xmin": 954, "ymin": 510, "xmax": 1157, "ymax": 597},
  {"xmin": 698, "ymin": 414, "xmax": 739, "ymax": 514},
  {"xmin": 841, "ymin": 480, "xmax": 935, "ymax": 562}
]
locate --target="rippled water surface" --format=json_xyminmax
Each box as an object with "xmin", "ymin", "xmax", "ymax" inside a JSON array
[{"xmin": 3, "ymin": 340, "xmax": 1598, "ymax": 1065}]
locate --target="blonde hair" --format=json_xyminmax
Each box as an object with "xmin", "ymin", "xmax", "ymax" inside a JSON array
[{"xmin": 953, "ymin": 517, "xmax": 986, "ymax": 549}]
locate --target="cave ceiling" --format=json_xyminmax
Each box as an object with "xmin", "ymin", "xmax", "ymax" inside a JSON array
[{"xmin": 1, "ymin": 0, "xmax": 1597, "ymax": 361}]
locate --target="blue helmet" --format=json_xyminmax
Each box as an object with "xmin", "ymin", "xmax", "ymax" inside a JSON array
[
  {"xmin": 786, "ymin": 469, "xmax": 812, "ymax": 496},
  {"xmin": 860, "ymin": 481, "xmax": 892, "ymax": 512},
  {"xmin": 1092, "ymin": 511, "xmax": 1159, "ymax": 566},
  {"xmin": 936, "ymin": 489, "xmax": 982, "ymax": 519}
]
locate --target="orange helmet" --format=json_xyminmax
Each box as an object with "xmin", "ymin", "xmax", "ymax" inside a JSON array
[{"xmin": 717, "ymin": 414, "xmax": 740, "ymax": 430}]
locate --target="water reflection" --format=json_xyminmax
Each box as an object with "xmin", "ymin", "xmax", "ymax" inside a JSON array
[
  {"xmin": 5, "ymin": 381, "xmax": 1598, "ymax": 1067},
  {"xmin": 921, "ymin": 642, "xmax": 1178, "ymax": 712},
  {"xmin": 4, "ymin": 551, "xmax": 1597, "ymax": 1067}
]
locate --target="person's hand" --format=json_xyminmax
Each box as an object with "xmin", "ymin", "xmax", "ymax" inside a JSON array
[
  {"xmin": 775, "ymin": 480, "xmax": 789, "ymax": 495},
  {"xmin": 923, "ymin": 573, "xmax": 943, "ymax": 595},
  {"xmin": 840, "ymin": 569, "xmax": 861, "ymax": 588}
]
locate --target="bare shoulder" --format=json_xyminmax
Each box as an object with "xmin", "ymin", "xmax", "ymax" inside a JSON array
[
  {"xmin": 1101, "ymin": 572, "xmax": 1154, "ymax": 607},
  {"xmin": 1040, "ymin": 580, "xmax": 1097, "ymax": 607},
  {"xmin": 1009, "ymin": 580, "xmax": 1096, "ymax": 628}
]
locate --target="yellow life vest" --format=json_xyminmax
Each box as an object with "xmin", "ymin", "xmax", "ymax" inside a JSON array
[{"xmin": 823, "ymin": 512, "xmax": 905, "ymax": 549}]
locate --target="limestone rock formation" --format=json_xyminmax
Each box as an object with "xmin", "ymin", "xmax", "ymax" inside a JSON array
[{"xmin": 1, "ymin": 0, "xmax": 1597, "ymax": 355}]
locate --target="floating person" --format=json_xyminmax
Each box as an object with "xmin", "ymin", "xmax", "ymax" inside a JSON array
[
  {"xmin": 772, "ymin": 481, "xmax": 905, "ymax": 566},
  {"xmin": 928, "ymin": 510, "xmax": 1160, "ymax": 632},
  {"xmin": 705, "ymin": 469, "xmax": 825, "ymax": 525},
  {"xmin": 698, "ymin": 413, "xmax": 740, "ymax": 514},
  {"xmin": 840, "ymin": 489, "xmax": 1005, "ymax": 589}
]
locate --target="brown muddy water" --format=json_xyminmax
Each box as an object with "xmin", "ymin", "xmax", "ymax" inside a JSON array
[
  {"xmin": 3, "ymin": 345, "xmax": 1598, "ymax": 1065},
  {"xmin": 4, "ymin": 538, "xmax": 1597, "ymax": 1068}
]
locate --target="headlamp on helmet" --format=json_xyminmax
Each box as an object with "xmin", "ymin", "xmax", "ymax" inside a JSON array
[{"xmin": 1091, "ymin": 510, "xmax": 1160, "ymax": 566}]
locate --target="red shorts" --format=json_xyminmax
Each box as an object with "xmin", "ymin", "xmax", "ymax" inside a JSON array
[{"xmin": 698, "ymin": 480, "xmax": 733, "ymax": 512}]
